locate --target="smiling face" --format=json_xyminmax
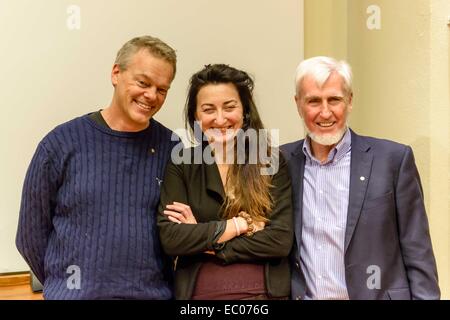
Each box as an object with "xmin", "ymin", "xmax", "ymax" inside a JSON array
[
  {"xmin": 195, "ymin": 83, "xmax": 244, "ymax": 144},
  {"xmin": 296, "ymin": 71, "xmax": 352, "ymax": 147},
  {"xmin": 110, "ymin": 49, "xmax": 174, "ymax": 131}
]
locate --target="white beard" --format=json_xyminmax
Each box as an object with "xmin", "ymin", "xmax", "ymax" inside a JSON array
[{"xmin": 305, "ymin": 124, "xmax": 348, "ymax": 146}]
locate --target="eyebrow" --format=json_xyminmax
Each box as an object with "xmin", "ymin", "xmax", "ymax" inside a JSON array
[
  {"xmin": 304, "ymin": 95, "xmax": 344, "ymax": 100},
  {"xmin": 200, "ymin": 103, "xmax": 215, "ymax": 108},
  {"xmin": 224, "ymin": 100, "xmax": 238, "ymax": 105},
  {"xmin": 303, "ymin": 95, "xmax": 321, "ymax": 101},
  {"xmin": 136, "ymin": 73, "xmax": 170, "ymax": 90},
  {"xmin": 200, "ymin": 100, "xmax": 238, "ymax": 108}
]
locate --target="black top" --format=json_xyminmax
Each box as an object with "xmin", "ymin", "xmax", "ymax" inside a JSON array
[
  {"xmin": 157, "ymin": 146, "xmax": 294, "ymax": 299},
  {"xmin": 89, "ymin": 110, "xmax": 110, "ymax": 128}
]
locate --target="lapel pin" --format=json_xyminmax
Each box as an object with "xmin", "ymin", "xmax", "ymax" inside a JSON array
[
  {"xmin": 360, "ymin": 176, "xmax": 366, "ymax": 181},
  {"xmin": 150, "ymin": 148, "xmax": 156, "ymax": 154}
]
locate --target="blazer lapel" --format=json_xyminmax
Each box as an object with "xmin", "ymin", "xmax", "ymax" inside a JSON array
[
  {"xmin": 344, "ymin": 131, "xmax": 373, "ymax": 252},
  {"xmin": 289, "ymin": 142, "xmax": 306, "ymax": 251},
  {"xmin": 205, "ymin": 162, "xmax": 225, "ymax": 200},
  {"xmin": 195, "ymin": 142, "xmax": 225, "ymax": 200}
]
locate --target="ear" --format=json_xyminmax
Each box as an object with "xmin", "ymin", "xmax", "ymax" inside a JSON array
[
  {"xmin": 347, "ymin": 92, "xmax": 353, "ymax": 113},
  {"xmin": 111, "ymin": 64, "xmax": 121, "ymax": 87},
  {"xmin": 295, "ymin": 95, "xmax": 304, "ymax": 119}
]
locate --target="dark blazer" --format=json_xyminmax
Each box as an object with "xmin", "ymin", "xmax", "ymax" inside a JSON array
[
  {"xmin": 281, "ymin": 129, "xmax": 440, "ymax": 300},
  {"xmin": 157, "ymin": 146, "xmax": 294, "ymax": 299}
]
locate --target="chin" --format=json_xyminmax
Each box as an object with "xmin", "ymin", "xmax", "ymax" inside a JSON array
[
  {"xmin": 131, "ymin": 111, "xmax": 152, "ymax": 122},
  {"xmin": 207, "ymin": 134, "xmax": 236, "ymax": 145},
  {"xmin": 308, "ymin": 127, "xmax": 347, "ymax": 146}
]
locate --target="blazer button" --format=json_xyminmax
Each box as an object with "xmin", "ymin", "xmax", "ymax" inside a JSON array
[
  {"xmin": 296, "ymin": 295, "xmax": 302, "ymax": 300},
  {"xmin": 295, "ymin": 262, "xmax": 300, "ymax": 269}
]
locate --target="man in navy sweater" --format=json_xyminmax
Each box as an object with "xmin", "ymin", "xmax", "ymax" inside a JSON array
[{"xmin": 16, "ymin": 35, "xmax": 178, "ymax": 299}]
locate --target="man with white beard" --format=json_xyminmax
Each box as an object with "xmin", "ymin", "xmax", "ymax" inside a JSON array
[{"xmin": 282, "ymin": 56, "xmax": 440, "ymax": 300}]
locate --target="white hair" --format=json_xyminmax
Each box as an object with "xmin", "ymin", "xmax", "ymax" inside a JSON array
[{"xmin": 294, "ymin": 56, "xmax": 353, "ymax": 96}]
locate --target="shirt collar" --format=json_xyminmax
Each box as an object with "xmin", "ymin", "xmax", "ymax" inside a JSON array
[{"xmin": 302, "ymin": 127, "xmax": 351, "ymax": 165}]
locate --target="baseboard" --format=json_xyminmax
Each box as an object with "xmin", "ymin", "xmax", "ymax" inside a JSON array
[{"xmin": 0, "ymin": 272, "xmax": 30, "ymax": 287}]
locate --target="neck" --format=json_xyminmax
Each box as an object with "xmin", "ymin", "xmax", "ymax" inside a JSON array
[
  {"xmin": 211, "ymin": 140, "xmax": 234, "ymax": 165},
  {"xmin": 310, "ymin": 139, "xmax": 335, "ymax": 163},
  {"xmin": 101, "ymin": 102, "xmax": 149, "ymax": 132}
]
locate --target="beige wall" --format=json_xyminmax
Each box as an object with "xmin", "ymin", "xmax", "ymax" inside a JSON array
[
  {"xmin": 305, "ymin": 0, "xmax": 348, "ymax": 59},
  {"xmin": 0, "ymin": 0, "xmax": 303, "ymax": 273},
  {"xmin": 429, "ymin": 0, "xmax": 450, "ymax": 300},
  {"xmin": 305, "ymin": 0, "xmax": 450, "ymax": 298}
]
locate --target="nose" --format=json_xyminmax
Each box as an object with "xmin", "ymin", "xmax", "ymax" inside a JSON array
[
  {"xmin": 143, "ymin": 86, "xmax": 157, "ymax": 101},
  {"xmin": 214, "ymin": 111, "xmax": 227, "ymax": 126},
  {"xmin": 320, "ymin": 101, "xmax": 332, "ymax": 118}
]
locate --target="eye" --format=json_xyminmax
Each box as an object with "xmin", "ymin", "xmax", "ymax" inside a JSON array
[
  {"xmin": 137, "ymin": 80, "xmax": 148, "ymax": 87},
  {"xmin": 328, "ymin": 97, "xmax": 343, "ymax": 105},
  {"xmin": 157, "ymin": 88, "xmax": 168, "ymax": 96},
  {"xmin": 307, "ymin": 98, "xmax": 321, "ymax": 106},
  {"xmin": 225, "ymin": 105, "xmax": 237, "ymax": 111},
  {"xmin": 202, "ymin": 108, "xmax": 215, "ymax": 114}
]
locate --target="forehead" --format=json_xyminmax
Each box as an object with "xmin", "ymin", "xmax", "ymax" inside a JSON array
[
  {"xmin": 300, "ymin": 72, "xmax": 346, "ymax": 97},
  {"xmin": 197, "ymin": 83, "xmax": 241, "ymax": 103},
  {"xmin": 126, "ymin": 49, "xmax": 174, "ymax": 84}
]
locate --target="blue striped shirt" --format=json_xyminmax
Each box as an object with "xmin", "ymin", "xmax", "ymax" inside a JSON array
[{"xmin": 300, "ymin": 128, "xmax": 351, "ymax": 300}]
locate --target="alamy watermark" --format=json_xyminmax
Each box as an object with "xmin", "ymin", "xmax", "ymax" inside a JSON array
[
  {"xmin": 66, "ymin": 265, "xmax": 81, "ymax": 290},
  {"xmin": 170, "ymin": 122, "xmax": 280, "ymax": 176},
  {"xmin": 366, "ymin": 265, "xmax": 381, "ymax": 290},
  {"xmin": 67, "ymin": 5, "xmax": 81, "ymax": 30},
  {"xmin": 366, "ymin": 5, "xmax": 381, "ymax": 30}
]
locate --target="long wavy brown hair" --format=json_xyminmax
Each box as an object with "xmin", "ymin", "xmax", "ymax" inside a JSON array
[{"xmin": 185, "ymin": 64, "xmax": 273, "ymax": 223}]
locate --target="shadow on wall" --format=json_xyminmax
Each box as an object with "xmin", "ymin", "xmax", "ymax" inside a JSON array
[{"xmin": 410, "ymin": 136, "xmax": 430, "ymax": 214}]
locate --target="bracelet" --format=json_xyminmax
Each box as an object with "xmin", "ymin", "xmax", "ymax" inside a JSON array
[
  {"xmin": 238, "ymin": 212, "xmax": 255, "ymax": 237},
  {"xmin": 232, "ymin": 217, "xmax": 240, "ymax": 237}
]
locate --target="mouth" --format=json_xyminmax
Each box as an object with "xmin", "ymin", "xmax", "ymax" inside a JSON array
[
  {"xmin": 134, "ymin": 100, "xmax": 153, "ymax": 112},
  {"xmin": 211, "ymin": 126, "xmax": 234, "ymax": 134},
  {"xmin": 316, "ymin": 122, "xmax": 335, "ymax": 128}
]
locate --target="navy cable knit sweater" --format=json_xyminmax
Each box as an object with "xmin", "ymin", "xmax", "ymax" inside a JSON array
[{"xmin": 16, "ymin": 113, "xmax": 177, "ymax": 299}]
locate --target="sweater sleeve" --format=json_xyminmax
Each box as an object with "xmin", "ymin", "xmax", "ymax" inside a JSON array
[{"xmin": 16, "ymin": 142, "xmax": 58, "ymax": 283}]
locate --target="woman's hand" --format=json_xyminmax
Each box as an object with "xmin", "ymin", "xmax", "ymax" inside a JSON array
[
  {"xmin": 164, "ymin": 202, "xmax": 198, "ymax": 224},
  {"xmin": 252, "ymin": 220, "xmax": 266, "ymax": 232},
  {"xmin": 238, "ymin": 211, "xmax": 266, "ymax": 235}
]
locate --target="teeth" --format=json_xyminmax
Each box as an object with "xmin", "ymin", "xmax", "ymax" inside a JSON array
[
  {"xmin": 318, "ymin": 122, "xmax": 334, "ymax": 127},
  {"xmin": 136, "ymin": 101, "xmax": 151, "ymax": 110}
]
